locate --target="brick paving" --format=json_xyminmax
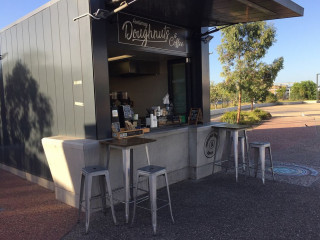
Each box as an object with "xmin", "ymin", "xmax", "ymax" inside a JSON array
[{"xmin": 0, "ymin": 169, "xmax": 78, "ymax": 240}]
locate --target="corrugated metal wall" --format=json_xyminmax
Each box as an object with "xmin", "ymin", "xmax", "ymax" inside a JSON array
[{"xmin": 0, "ymin": 0, "xmax": 96, "ymax": 180}]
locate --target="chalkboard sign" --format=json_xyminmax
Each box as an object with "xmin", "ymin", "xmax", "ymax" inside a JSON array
[{"xmin": 188, "ymin": 108, "xmax": 203, "ymax": 125}]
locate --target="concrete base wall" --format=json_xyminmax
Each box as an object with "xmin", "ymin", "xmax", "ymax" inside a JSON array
[
  {"xmin": 42, "ymin": 136, "xmax": 105, "ymax": 208},
  {"xmin": 7, "ymin": 124, "xmax": 229, "ymax": 208},
  {"xmin": 189, "ymin": 124, "xmax": 228, "ymax": 179}
]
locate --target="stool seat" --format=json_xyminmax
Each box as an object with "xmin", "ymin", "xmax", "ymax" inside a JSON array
[
  {"xmin": 249, "ymin": 142, "xmax": 274, "ymax": 184},
  {"xmin": 137, "ymin": 165, "xmax": 166, "ymax": 174},
  {"xmin": 250, "ymin": 142, "xmax": 270, "ymax": 148},
  {"xmin": 78, "ymin": 166, "xmax": 117, "ymax": 233},
  {"xmin": 82, "ymin": 166, "xmax": 108, "ymax": 175}
]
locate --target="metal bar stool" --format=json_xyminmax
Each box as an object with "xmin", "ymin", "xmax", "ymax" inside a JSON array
[
  {"xmin": 231, "ymin": 135, "xmax": 249, "ymax": 172},
  {"xmin": 78, "ymin": 166, "xmax": 117, "ymax": 233},
  {"xmin": 131, "ymin": 147, "xmax": 174, "ymax": 235},
  {"xmin": 249, "ymin": 142, "xmax": 275, "ymax": 184}
]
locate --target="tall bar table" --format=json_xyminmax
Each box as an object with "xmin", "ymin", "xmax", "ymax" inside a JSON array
[
  {"xmin": 212, "ymin": 123, "xmax": 251, "ymax": 182},
  {"xmin": 100, "ymin": 137, "xmax": 156, "ymax": 223}
]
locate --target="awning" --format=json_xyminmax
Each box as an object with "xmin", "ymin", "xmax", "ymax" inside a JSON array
[{"xmin": 105, "ymin": 0, "xmax": 304, "ymax": 27}]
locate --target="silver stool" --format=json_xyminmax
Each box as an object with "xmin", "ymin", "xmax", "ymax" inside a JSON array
[
  {"xmin": 231, "ymin": 135, "xmax": 248, "ymax": 171},
  {"xmin": 78, "ymin": 166, "xmax": 117, "ymax": 233},
  {"xmin": 132, "ymin": 165, "xmax": 174, "ymax": 235},
  {"xmin": 249, "ymin": 142, "xmax": 275, "ymax": 184}
]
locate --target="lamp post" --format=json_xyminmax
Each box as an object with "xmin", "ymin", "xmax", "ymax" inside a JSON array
[{"xmin": 317, "ymin": 74, "xmax": 320, "ymax": 103}]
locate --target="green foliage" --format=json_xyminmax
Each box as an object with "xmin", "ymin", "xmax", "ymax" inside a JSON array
[
  {"xmin": 221, "ymin": 108, "xmax": 271, "ymax": 125},
  {"xmin": 290, "ymin": 81, "xmax": 317, "ymax": 100},
  {"xmin": 276, "ymin": 86, "xmax": 287, "ymax": 100},
  {"xmin": 243, "ymin": 57, "xmax": 283, "ymax": 104},
  {"xmin": 217, "ymin": 21, "xmax": 283, "ymax": 122},
  {"xmin": 253, "ymin": 108, "xmax": 272, "ymax": 120},
  {"xmin": 265, "ymin": 92, "xmax": 278, "ymax": 103},
  {"xmin": 221, "ymin": 111, "xmax": 238, "ymax": 124},
  {"xmin": 210, "ymin": 82, "xmax": 227, "ymax": 103},
  {"xmin": 210, "ymin": 82, "xmax": 237, "ymax": 108}
]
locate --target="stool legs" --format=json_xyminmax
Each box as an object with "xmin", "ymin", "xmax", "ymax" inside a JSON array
[
  {"xmin": 122, "ymin": 149, "xmax": 130, "ymax": 224},
  {"xmin": 268, "ymin": 147, "xmax": 275, "ymax": 181},
  {"xmin": 131, "ymin": 173, "xmax": 140, "ymax": 225},
  {"xmin": 164, "ymin": 172, "xmax": 174, "ymax": 223},
  {"xmin": 253, "ymin": 148, "xmax": 259, "ymax": 178},
  {"xmin": 239, "ymin": 137, "xmax": 246, "ymax": 171},
  {"xmin": 232, "ymin": 131, "xmax": 239, "ymax": 182},
  {"xmin": 99, "ymin": 176, "xmax": 107, "ymax": 215},
  {"xmin": 132, "ymin": 171, "xmax": 174, "ymax": 235},
  {"xmin": 149, "ymin": 174, "xmax": 157, "ymax": 235},
  {"xmin": 78, "ymin": 175, "xmax": 85, "ymax": 223},
  {"xmin": 104, "ymin": 172, "xmax": 117, "ymax": 225},
  {"xmin": 79, "ymin": 171, "xmax": 117, "ymax": 234},
  {"xmin": 85, "ymin": 175, "xmax": 92, "ymax": 233},
  {"xmin": 244, "ymin": 131, "xmax": 250, "ymax": 176},
  {"xmin": 259, "ymin": 147, "xmax": 266, "ymax": 184}
]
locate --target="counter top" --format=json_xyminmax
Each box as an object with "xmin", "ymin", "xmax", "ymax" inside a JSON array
[
  {"xmin": 100, "ymin": 137, "xmax": 156, "ymax": 147},
  {"xmin": 211, "ymin": 123, "xmax": 252, "ymax": 130}
]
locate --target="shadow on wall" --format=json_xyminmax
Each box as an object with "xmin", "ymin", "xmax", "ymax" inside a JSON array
[{"xmin": 0, "ymin": 61, "xmax": 53, "ymax": 180}]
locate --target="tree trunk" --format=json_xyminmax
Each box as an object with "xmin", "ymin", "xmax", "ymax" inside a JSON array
[
  {"xmin": 251, "ymin": 99, "xmax": 254, "ymax": 111},
  {"xmin": 236, "ymin": 91, "xmax": 242, "ymax": 123}
]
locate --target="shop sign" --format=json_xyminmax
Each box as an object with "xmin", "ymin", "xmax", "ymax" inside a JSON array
[{"xmin": 118, "ymin": 13, "xmax": 187, "ymax": 53}]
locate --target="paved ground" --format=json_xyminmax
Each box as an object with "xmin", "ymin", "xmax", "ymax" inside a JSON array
[
  {"xmin": 2, "ymin": 103, "xmax": 320, "ymax": 239},
  {"xmin": 0, "ymin": 169, "xmax": 78, "ymax": 240}
]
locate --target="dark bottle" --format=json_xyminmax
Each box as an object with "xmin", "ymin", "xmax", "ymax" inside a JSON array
[{"xmin": 111, "ymin": 105, "xmax": 120, "ymax": 133}]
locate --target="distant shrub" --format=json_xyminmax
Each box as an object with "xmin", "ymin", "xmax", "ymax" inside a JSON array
[
  {"xmin": 220, "ymin": 108, "xmax": 271, "ymax": 125},
  {"xmin": 265, "ymin": 93, "xmax": 278, "ymax": 103},
  {"xmin": 253, "ymin": 108, "xmax": 272, "ymax": 120},
  {"xmin": 220, "ymin": 111, "xmax": 237, "ymax": 124},
  {"xmin": 240, "ymin": 112, "xmax": 260, "ymax": 125}
]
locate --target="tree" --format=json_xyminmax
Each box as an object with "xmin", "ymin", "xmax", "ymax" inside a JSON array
[
  {"xmin": 243, "ymin": 58, "xmax": 284, "ymax": 110},
  {"xmin": 210, "ymin": 82, "xmax": 221, "ymax": 109},
  {"xmin": 217, "ymin": 21, "xmax": 283, "ymax": 122},
  {"xmin": 210, "ymin": 82, "xmax": 233, "ymax": 109},
  {"xmin": 290, "ymin": 80, "xmax": 317, "ymax": 100},
  {"xmin": 276, "ymin": 86, "xmax": 287, "ymax": 100}
]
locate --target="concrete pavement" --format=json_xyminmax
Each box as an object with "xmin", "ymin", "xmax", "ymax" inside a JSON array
[{"xmin": 2, "ymin": 103, "xmax": 320, "ymax": 239}]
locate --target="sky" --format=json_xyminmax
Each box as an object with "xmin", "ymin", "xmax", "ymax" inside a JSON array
[
  {"xmin": 209, "ymin": 0, "xmax": 320, "ymax": 84},
  {"xmin": 0, "ymin": 0, "xmax": 318, "ymax": 85}
]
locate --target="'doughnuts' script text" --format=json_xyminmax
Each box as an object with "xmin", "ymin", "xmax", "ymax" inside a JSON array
[{"xmin": 121, "ymin": 18, "xmax": 185, "ymax": 49}]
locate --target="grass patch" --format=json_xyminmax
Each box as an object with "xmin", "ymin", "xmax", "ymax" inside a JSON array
[{"xmin": 220, "ymin": 108, "xmax": 272, "ymax": 125}]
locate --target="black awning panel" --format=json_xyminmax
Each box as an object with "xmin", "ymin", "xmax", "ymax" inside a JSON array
[{"xmin": 105, "ymin": 0, "xmax": 303, "ymax": 28}]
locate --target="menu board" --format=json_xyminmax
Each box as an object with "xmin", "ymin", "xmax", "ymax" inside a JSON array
[{"xmin": 188, "ymin": 108, "xmax": 203, "ymax": 125}]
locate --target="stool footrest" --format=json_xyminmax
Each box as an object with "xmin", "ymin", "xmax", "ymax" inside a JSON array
[{"xmin": 136, "ymin": 201, "xmax": 170, "ymax": 212}]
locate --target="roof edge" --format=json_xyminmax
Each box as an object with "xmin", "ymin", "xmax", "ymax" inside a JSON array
[{"xmin": 274, "ymin": 0, "xmax": 304, "ymax": 16}]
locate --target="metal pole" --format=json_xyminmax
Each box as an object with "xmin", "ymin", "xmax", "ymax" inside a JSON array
[{"xmin": 317, "ymin": 74, "xmax": 320, "ymax": 103}]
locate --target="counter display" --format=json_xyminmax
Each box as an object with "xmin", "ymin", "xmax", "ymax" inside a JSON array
[{"xmin": 109, "ymin": 90, "xmax": 189, "ymax": 138}]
